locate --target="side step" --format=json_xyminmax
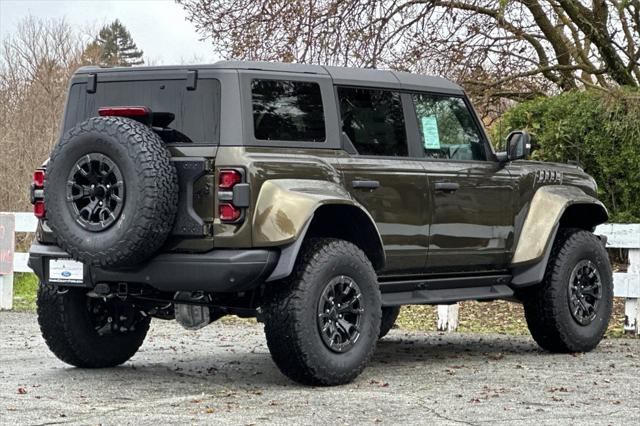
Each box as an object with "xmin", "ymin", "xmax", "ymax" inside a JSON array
[
  {"xmin": 381, "ymin": 284, "xmax": 514, "ymax": 306},
  {"xmin": 379, "ymin": 274, "xmax": 514, "ymax": 306}
]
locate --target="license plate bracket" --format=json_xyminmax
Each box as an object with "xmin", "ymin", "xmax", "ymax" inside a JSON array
[{"xmin": 48, "ymin": 259, "xmax": 84, "ymax": 284}]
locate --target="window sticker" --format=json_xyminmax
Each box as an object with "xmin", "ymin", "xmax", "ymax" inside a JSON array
[{"xmin": 421, "ymin": 115, "xmax": 440, "ymax": 149}]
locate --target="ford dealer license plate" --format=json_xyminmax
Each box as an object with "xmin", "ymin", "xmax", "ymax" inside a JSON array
[{"xmin": 49, "ymin": 259, "xmax": 84, "ymax": 284}]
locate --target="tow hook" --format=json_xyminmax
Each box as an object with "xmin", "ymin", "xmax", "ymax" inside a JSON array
[
  {"xmin": 117, "ymin": 282, "xmax": 128, "ymax": 300},
  {"xmin": 87, "ymin": 282, "xmax": 129, "ymax": 299},
  {"xmin": 88, "ymin": 283, "xmax": 113, "ymax": 298}
]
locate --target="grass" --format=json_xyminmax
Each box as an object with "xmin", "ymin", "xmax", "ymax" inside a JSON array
[
  {"xmin": 396, "ymin": 297, "xmax": 629, "ymax": 338},
  {"xmin": 11, "ymin": 272, "xmax": 39, "ymax": 312},
  {"xmin": 10, "ymin": 272, "xmax": 632, "ymax": 338}
]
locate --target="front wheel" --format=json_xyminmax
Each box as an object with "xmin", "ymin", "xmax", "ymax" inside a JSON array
[
  {"xmin": 37, "ymin": 282, "xmax": 150, "ymax": 368},
  {"xmin": 263, "ymin": 238, "xmax": 381, "ymax": 386},
  {"xmin": 523, "ymin": 229, "xmax": 613, "ymax": 353}
]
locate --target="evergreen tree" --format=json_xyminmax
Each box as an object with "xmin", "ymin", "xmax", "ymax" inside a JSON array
[{"xmin": 84, "ymin": 20, "xmax": 144, "ymax": 67}]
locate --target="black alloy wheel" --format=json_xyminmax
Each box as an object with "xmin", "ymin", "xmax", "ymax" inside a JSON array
[
  {"xmin": 317, "ymin": 275, "xmax": 364, "ymax": 353},
  {"xmin": 66, "ymin": 153, "xmax": 125, "ymax": 232},
  {"xmin": 567, "ymin": 259, "xmax": 602, "ymax": 326}
]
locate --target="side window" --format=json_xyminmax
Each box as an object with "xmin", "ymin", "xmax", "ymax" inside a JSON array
[
  {"xmin": 412, "ymin": 94, "xmax": 486, "ymax": 161},
  {"xmin": 251, "ymin": 79, "xmax": 325, "ymax": 142},
  {"xmin": 337, "ymin": 87, "xmax": 408, "ymax": 156}
]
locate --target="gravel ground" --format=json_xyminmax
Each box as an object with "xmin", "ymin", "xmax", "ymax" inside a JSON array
[{"xmin": 1, "ymin": 311, "xmax": 639, "ymax": 425}]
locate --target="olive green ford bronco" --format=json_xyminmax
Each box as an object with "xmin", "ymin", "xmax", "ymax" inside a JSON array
[{"xmin": 29, "ymin": 61, "xmax": 612, "ymax": 386}]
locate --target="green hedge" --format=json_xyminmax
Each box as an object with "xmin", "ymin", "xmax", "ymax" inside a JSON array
[{"xmin": 491, "ymin": 88, "xmax": 640, "ymax": 222}]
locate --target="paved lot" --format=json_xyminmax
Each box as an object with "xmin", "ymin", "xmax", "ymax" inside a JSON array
[{"xmin": 1, "ymin": 311, "xmax": 639, "ymax": 425}]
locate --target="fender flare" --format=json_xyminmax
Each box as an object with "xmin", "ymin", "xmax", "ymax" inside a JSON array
[
  {"xmin": 251, "ymin": 179, "xmax": 385, "ymax": 281},
  {"xmin": 511, "ymin": 185, "xmax": 608, "ymax": 287}
]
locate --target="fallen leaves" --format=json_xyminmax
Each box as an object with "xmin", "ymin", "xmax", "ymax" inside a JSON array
[{"xmin": 485, "ymin": 352, "xmax": 505, "ymax": 361}]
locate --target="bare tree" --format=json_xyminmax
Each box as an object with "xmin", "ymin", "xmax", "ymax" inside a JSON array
[
  {"xmin": 177, "ymin": 0, "xmax": 640, "ymax": 105},
  {"xmin": 0, "ymin": 16, "xmax": 90, "ymax": 211}
]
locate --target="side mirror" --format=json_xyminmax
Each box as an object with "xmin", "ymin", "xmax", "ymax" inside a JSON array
[{"xmin": 506, "ymin": 131, "xmax": 531, "ymax": 161}]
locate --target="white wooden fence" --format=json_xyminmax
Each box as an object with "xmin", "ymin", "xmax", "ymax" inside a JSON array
[
  {"xmin": 1, "ymin": 212, "xmax": 639, "ymax": 334},
  {"xmin": 0, "ymin": 212, "xmax": 38, "ymax": 310}
]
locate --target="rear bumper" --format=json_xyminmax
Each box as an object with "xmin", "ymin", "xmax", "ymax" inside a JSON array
[{"xmin": 28, "ymin": 243, "xmax": 279, "ymax": 293}]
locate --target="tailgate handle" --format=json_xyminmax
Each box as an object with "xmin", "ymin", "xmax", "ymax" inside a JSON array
[
  {"xmin": 352, "ymin": 180, "xmax": 380, "ymax": 190},
  {"xmin": 434, "ymin": 182, "xmax": 460, "ymax": 193}
]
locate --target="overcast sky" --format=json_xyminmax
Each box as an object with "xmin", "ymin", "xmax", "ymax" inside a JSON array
[{"xmin": 0, "ymin": 0, "xmax": 218, "ymax": 64}]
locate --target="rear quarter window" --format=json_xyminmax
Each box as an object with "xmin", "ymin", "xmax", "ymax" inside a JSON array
[
  {"xmin": 251, "ymin": 79, "xmax": 326, "ymax": 142},
  {"xmin": 64, "ymin": 78, "xmax": 220, "ymax": 144}
]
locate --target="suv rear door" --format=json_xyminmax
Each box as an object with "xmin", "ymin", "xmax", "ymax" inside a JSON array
[
  {"xmin": 335, "ymin": 86, "xmax": 429, "ymax": 275},
  {"xmin": 409, "ymin": 93, "xmax": 516, "ymax": 272}
]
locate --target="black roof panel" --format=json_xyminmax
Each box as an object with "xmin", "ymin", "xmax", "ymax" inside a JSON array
[{"xmin": 75, "ymin": 60, "xmax": 463, "ymax": 93}]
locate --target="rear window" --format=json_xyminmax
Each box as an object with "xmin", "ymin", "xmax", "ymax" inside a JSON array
[
  {"xmin": 64, "ymin": 78, "xmax": 220, "ymax": 144},
  {"xmin": 251, "ymin": 79, "xmax": 326, "ymax": 142}
]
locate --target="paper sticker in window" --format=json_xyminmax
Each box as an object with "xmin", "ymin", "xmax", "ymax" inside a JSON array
[{"xmin": 421, "ymin": 116, "xmax": 440, "ymax": 149}]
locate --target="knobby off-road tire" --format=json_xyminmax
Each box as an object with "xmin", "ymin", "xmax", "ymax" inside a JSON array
[
  {"xmin": 523, "ymin": 228, "xmax": 613, "ymax": 353},
  {"xmin": 263, "ymin": 238, "xmax": 382, "ymax": 386},
  {"xmin": 379, "ymin": 306, "xmax": 401, "ymax": 339},
  {"xmin": 45, "ymin": 116, "xmax": 178, "ymax": 268},
  {"xmin": 37, "ymin": 282, "xmax": 150, "ymax": 368}
]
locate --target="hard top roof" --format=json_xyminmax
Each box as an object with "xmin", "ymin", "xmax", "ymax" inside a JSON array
[{"xmin": 75, "ymin": 60, "xmax": 464, "ymax": 94}]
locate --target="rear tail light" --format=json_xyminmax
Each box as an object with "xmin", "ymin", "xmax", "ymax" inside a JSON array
[
  {"xmin": 218, "ymin": 169, "xmax": 246, "ymax": 223},
  {"xmin": 33, "ymin": 200, "xmax": 46, "ymax": 218},
  {"xmin": 219, "ymin": 203, "xmax": 241, "ymax": 221},
  {"xmin": 31, "ymin": 169, "xmax": 46, "ymax": 218},
  {"xmin": 33, "ymin": 170, "xmax": 45, "ymax": 187},
  {"xmin": 218, "ymin": 169, "xmax": 242, "ymax": 189}
]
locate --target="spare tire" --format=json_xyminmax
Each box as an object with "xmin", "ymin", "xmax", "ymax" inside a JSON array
[{"xmin": 45, "ymin": 116, "xmax": 178, "ymax": 268}]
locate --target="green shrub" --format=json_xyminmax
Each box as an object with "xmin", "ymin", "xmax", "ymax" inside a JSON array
[{"xmin": 491, "ymin": 87, "xmax": 640, "ymax": 222}]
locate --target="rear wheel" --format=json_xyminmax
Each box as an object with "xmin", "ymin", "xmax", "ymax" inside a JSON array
[
  {"xmin": 37, "ymin": 282, "xmax": 150, "ymax": 367},
  {"xmin": 263, "ymin": 238, "xmax": 381, "ymax": 386},
  {"xmin": 379, "ymin": 306, "xmax": 401, "ymax": 339},
  {"xmin": 523, "ymin": 228, "xmax": 613, "ymax": 353}
]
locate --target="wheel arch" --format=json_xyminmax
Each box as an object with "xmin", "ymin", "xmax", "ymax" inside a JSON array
[
  {"xmin": 511, "ymin": 186, "xmax": 608, "ymax": 287},
  {"xmin": 255, "ymin": 180, "xmax": 385, "ymax": 281},
  {"xmin": 559, "ymin": 202, "xmax": 608, "ymax": 230},
  {"xmin": 304, "ymin": 204, "xmax": 385, "ymax": 271}
]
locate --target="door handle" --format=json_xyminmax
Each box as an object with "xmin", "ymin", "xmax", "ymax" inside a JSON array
[
  {"xmin": 434, "ymin": 182, "xmax": 460, "ymax": 192},
  {"xmin": 352, "ymin": 180, "xmax": 380, "ymax": 190}
]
